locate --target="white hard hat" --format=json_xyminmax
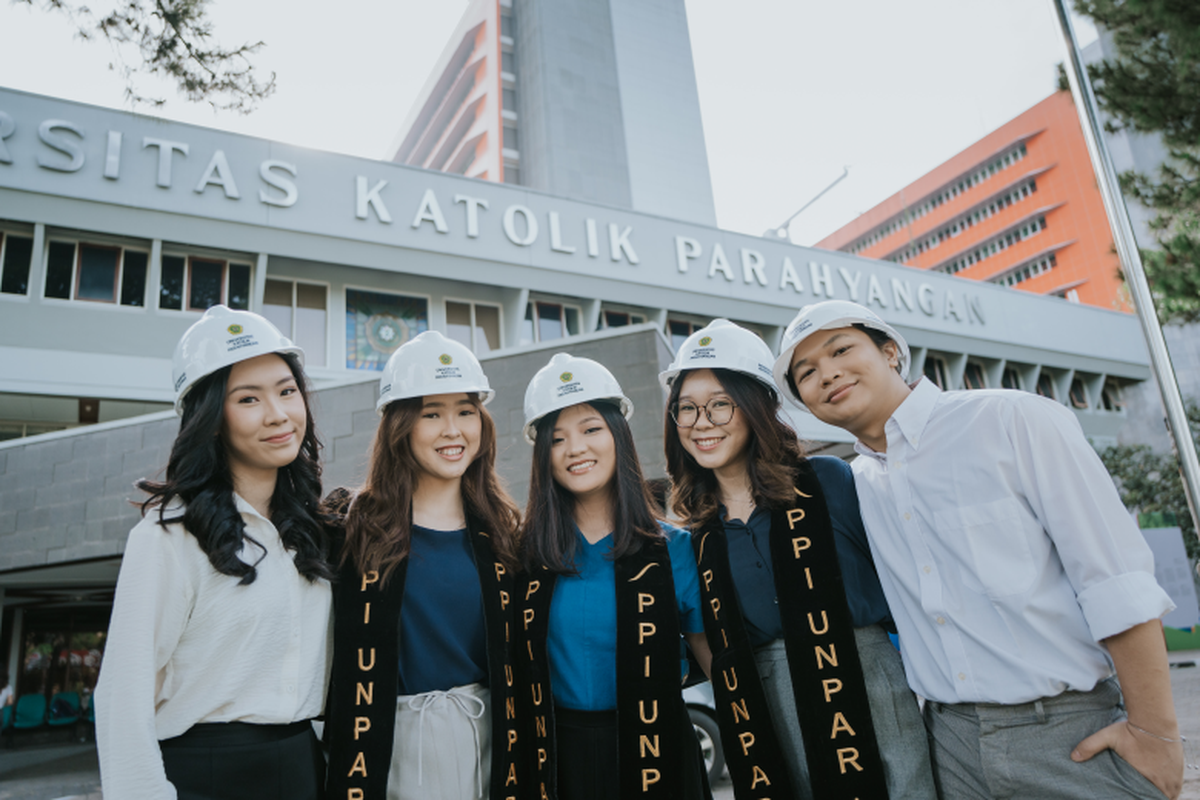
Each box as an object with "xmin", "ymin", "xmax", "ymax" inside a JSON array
[
  {"xmin": 523, "ymin": 353, "xmax": 633, "ymax": 444},
  {"xmin": 772, "ymin": 300, "xmax": 910, "ymax": 411},
  {"xmin": 658, "ymin": 319, "xmax": 776, "ymax": 392},
  {"xmin": 377, "ymin": 330, "xmax": 495, "ymax": 413},
  {"xmin": 172, "ymin": 305, "xmax": 304, "ymax": 416}
]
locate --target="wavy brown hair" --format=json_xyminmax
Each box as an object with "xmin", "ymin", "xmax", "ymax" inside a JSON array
[
  {"xmin": 664, "ymin": 368, "xmax": 807, "ymax": 528},
  {"xmin": 338, "ymin": 394, "xmax": 521, "ymax": 583}
]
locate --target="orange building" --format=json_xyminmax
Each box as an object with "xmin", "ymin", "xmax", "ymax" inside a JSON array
[{"xmin": 816, "ymin": 91, "xmax": 1128, "ymax": 311}]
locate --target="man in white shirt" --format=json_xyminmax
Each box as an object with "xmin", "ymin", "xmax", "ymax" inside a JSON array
[{"xmin": 771, "ymin": 300, "xmax": 1183, "ymax": 800}]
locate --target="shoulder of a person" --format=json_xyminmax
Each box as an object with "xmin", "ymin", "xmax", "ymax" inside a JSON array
[
  {"xmin": 657, "ymin": 520, "xmax": 692, "ymax": 546},
  {"xmin": 807, "ymin": 454, "xmax": 853, "ymax": 483}
]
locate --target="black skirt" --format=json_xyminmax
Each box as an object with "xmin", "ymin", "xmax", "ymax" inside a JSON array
[{"xmin": 160, "ymin": 720, "xmax": 323, "ymax": 800}]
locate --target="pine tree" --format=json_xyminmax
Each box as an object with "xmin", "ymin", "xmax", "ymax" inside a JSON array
[{"xmin": 1076, "ymin": 0, "xmax": 1200, "ymax": 321}]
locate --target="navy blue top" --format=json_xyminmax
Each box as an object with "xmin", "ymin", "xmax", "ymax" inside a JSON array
[
  {"xmin": 724, "ymin": 455, "xmax": 893, "ymax": 648},
  {"xmin": 396, "ymin": 524, "xmax": 489, "ymax": 696},
  {"xmin": 547, "ymin": 522, "xmax": 705, "ymax": 711}
]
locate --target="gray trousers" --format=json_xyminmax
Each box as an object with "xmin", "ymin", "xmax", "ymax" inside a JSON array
[
  {"xmin": 924, "ymin": 676, "xmax": 1165, "ymax": 799},
  {"xmin": 755, "ymin": 624, "xmax": 937, "ymax": 800}
]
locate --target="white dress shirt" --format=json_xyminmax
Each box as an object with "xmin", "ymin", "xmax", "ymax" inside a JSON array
[
  {"xmin": 95, "ymin": 495, "xmax": 333, "ymax": 800},
  {"xmin": 851, "ymin": 378, "xmax": 1173, "ymax": 705}
]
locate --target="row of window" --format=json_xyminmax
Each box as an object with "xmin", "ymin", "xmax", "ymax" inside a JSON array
[
  {"xmin": 846, "ymin": 143, "xmax": 1029, "ymax": 255},
  {"xmin": 935, "ymin": 215, "xmax": 1048, "ymax": 276},
  {"xmin": 924, "ymin": 356, "xmax": 1123, "ymax": 411},
  {"xmin": 885, "ymin": 179, "xmax": 1038, "ymax": 264},
  {"xmin": 991, "ymin": 253, "xmax": 1057, "ymax": 287}
]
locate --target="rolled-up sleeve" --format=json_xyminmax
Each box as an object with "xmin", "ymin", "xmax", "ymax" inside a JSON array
[{"xmin": 1007, "ymin": 396, "xmax": 1174, "ymax": 641}]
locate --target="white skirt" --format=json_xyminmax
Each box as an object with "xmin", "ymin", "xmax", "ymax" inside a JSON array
[{"xmin": 386, "ymin": 682, "xmax": 492, "ymax": 800}]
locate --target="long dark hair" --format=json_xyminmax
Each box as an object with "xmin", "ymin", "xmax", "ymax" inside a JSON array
[
  {"xmin": 664, "ymin": 368, "xmax": 806, "ymax": 528},
  {"xmin": 340, "ymin": 394, "xmax": 521, "ymax": 584},
  {"xmin": 137, "ymin": 353, "xmax": 331, "ymax": 584},
  {"xmin": 521, "ymin": 400, "xmax": 661, "ymax": 574}
]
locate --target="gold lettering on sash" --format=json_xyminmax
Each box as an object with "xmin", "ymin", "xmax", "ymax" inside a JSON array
[
  {"xmin": 792, "ymin": 536, "xmax": 812, "ymax": 557},
  {"xmin": 722, "ymin": 628, "xmax": 729, "ymax": 648},
  {"xmin": 710, "ymin": 597, "xmax": 721, "ymax": 620},
  {"xmin": 505, "ymin": 664, "xmax": 514, "ymax": 686},
  {"xmin": 629, "ymin": 563, "xmax": 659, "ymax": 582},
  {"xmin": 353, "ymin": 716, "xmax": 370, "ymax": 740},
  {"xmin": 349, "ymin": 790, "xmax": 364, "ymax": 800},
  {"xmin": 506, "ymin": 621, "xmax": 510, "ymax": 642},
  {"xmin": 788, "ymin": 509, "xmax": 806, "ymax": 529},
  {"xmin": 640, "ymin": 734, "xmax": 660, "ymax": 758},
  {"xmin": 644, "ymin": 655, "xmax": 651, "ymax": 678},
  {"xmin": 524, "ymin": 608, "xmax": 535, "ymax": 629},
  {"xmin": 815, "ymin": 644, "xmax": 838, "ymax": 669},
  {"xmin": 642, "ymin": 769, "xmax": 661, "ymax": 791},
  {"xmin": 639, "ymin": 622, "xmax": 657, "ymax": 644},
  {"xmin": 738, "ymin": 731, "xmax": 756, "ymax": 755},
  {"xmin": 837, "ymin": 747, "xmax": 863, "ymax": 773},
  {"xmin": 348, "ymin": 752, "xmax": 367, "ymax": 777},
  {"xmin": 702, "ymin": 568, "xmax": 714, "ymax": 591},
  {"xmin": 500, "ymin": 590, "xmax": 510, "ymax": 609},
  {"xmin": 506, "ymin": 762, "xmax": 518, "ymax": 785},
  {"xmin": 495, "ymin": 563, "xmax": 507, "ymax": 582},
  {"xmin": 525, "ymin": 580, "xmax": 541, "ymax": 600},
  {"xmin": 355, "ymin": 681, "xmax": 373, "ymax": 706},
  {"xmin": 363, "ymin": 602, "xmax": 371, "ymax": 625},
  {"xmin": 723, "ymin": 667, "xmax": 738, "ymax": 692},
  {"xmin": 532, "ymin": 684, "xmax": 543, "ymax": 705},
  {"xmin": 793, "ymin": 487, "xmax": 813, "ymax": 498},
  {"xmin": 805, "ymin": 566, "xmax": 814, "ymax": 589},
  {"xmin": 538, "ymin": 748, "xmax": 547, "ymax": 767},
  {"xmin": 639, "ymin": 700, "xmax": 659, "ymax": 724},
  {"xmin": 506, "ymin": 696, "xmax": 516, "ymax": 719},
  {"xmin": 361, "ymin": 571, "xmax": 379, "ymax": 591},
  {"xmin": 808, "ymin": 610, "xmax": 829, "ymax": 635},
  {"xmin": 358, "ymin": 648, "xmax": 375, "ymax": 671},
  {"xmin": 508, "ymin": 728, "xmax": 518, "ymax": 751},
  {"xmin": 750, "ymin": 765, "xmax": 771, "ymax": 788},
  {"xmin": 731, "ymin": 697, "xmax": 750, "ymax": 723},
  {"xmin": 638, "ymin": 592, "xmax": 655, "ymax": 613},
  {"xmin": 831, "ymin": 712, "xmax": 856, "ymax": 738},
  {"xmin": 822, "ymin": 678, "xmax": 843, "ymax": 703},
  {"xmin": 536, "ymin": 715, "xmax": 547, "ymax": 737},
  {"xmin": 540, "ymin": 784, "xmax": 549, "ymax": 800}
]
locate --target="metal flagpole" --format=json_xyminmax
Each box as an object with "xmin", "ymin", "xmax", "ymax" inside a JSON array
[{"xmin": 1049, "ymin": 0, "xmax": 1200, "ymax": 543}]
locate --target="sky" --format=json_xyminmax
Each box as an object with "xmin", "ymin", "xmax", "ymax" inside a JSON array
[{"xmin": 0, "ymin": 0, "xmax": 1097, "ymax": 246}]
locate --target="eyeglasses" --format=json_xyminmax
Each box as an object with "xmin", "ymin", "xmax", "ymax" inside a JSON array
[{"xmin": 670, "ymin": 399, "xmax": 737, "ymax": 428}]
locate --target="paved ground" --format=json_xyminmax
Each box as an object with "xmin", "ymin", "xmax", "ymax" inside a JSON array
[{"xmin": 2, "ymin": 653, "xmax": 1197, "ymax": 800}]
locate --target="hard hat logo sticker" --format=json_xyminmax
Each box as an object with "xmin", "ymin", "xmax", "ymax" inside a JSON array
[
  {"xmin": 439, "ymin": 354, "xmax": 453, "ymax": 365},
  {"xmin": 698, "ymin": 336, "xmax": 712, "ymax": 347},
  {"xmin": 560, "ymin": 372, "xmax": 573, "ymax": 383},
  {"xmin": 227, "ymin": 324, "xmax": 243, "ymax": 335}
]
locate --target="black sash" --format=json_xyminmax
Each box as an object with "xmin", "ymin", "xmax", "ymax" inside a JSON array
[
  {"xmin": 322, "ymin": 488, "xmax": 521, "ymax": 800},
  {"xmin": 695, "ymin": 465, "xmax": 889, "ymax": 800},
  {"xmin": 518, "ymin": 537, "xmax": 707, "ymax": 800}
]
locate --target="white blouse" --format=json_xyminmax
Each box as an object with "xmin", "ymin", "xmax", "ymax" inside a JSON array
[{"xmin": 95, "ymin": 495, "xmax": 333, "ymax": 800}]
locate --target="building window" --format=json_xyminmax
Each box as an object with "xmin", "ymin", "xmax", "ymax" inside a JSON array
[
  {"xmin": 1036, "ymin": 372, "xmax": 1056, "ymax": 400},
  {"xmin": 501, "ymin": 51, "xmax": 516, "ymax": 75},
  {"xmin": 263, "ymin": 279, "xmax": 328, "ymax": 367},
  {"xmin": 44, "ymin": 240, "xmax": 150, "ymax": 306},
  {"xmin": 503, "ymin": 125, "xmax": 518, "ymax": 152},
  {"xmin": 159, "ymin": 254, "xmax": 251, "ymax": 311},
  {"xmin": 1101, "ymin": 380, "xmax": 1125, "ymax": 412},
  {"xmin": 668, "ymin": 320, "xmax": 701, "ymax": 352},
  {"xmin": 0, "ymin": 420, "xmax": 70, "ymax": 442},
  {"xmin": 503, "ymin": 88, "xmax": 517, "ymax": 111},
  {"xmin": 923, "ymin": 356, "xmax": 948, "ymax": 390},
  {"xmin": 962, "ymin": 363, "xmax": 986, "ymax": 390},
  {"xmin": 602, "ymin": 310, "xmax": 646, "ymax": 329},
  {"xmin": 0, "ymin": 232, "xmax": 34, "ymax": 295},
  {"xmin": 500, "ymin": 12, "xmax": 513, "ymax": 38},
  {"xmin": 346, "ymin": 288, "xmax": 428, "ymax": 371},
  {"xmin": 1001, "ymin": 367, "xmax": 1022, "ymax": 390},
  {"xmin": 503, "ymin": 162, "xmax": 521, "ymax": 185},
  {"xmin": 1068, "ymin": 378, "xmax": 1089, "ymax": 409},
  {"xmin": 520, "ymin": 300, "xmax": 580, "ymax": 344},
  {"xmin": 446, "ymin": 300, "xmax": 502, "ymax": 353}
]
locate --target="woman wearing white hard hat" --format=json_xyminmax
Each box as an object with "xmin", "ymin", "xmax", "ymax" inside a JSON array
[
  {"xmin": 776, "ymin": 301, "xmax": 1182, "ymax": 800},
  {"xmin": 660, "ymin": 318, "xmax": 934, "ymax": 800},
  {"xmin": 516, "ymin": 353, "xmax": 713, "ymax": 800},
  {"xmin": 320, "ymin": 330, "xmax": 521, "ymax": 800},
  {"xmin": 96, "ymin": 305, "xmax": 333, "ymax": 800}
]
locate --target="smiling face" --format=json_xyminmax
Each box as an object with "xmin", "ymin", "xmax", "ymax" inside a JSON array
[
  {"xmin": 409, "ymin": 392, "xmax": 483, "ymax": 485},
  {"xmin": 675, "ymin": 369, "xmax": 751, "ymax": 476},
  {"xmin": 549, "ymin": 403, "xmax": 617, "ymax": 502},
  {"xmin": 221, "ymin": 353, "xmax": 307, "ymax": 486},
  {"xmin": 788, "ymin": 326, "xmax": 907, "ymax": 438}
]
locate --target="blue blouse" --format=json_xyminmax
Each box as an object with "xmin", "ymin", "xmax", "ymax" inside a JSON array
[
  {"xmin": 396, "ymin": 525, "xmax": 489, "ymax": 696},
  {"xmin": 547, "ymin": 522, "xmax": 704, "ymax": 711},
  {"xmin": 723, "ymin": 455, "xmax": 893, "ymax": 648}
]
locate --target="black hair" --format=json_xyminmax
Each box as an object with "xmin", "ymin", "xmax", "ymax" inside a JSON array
[
  {"xmin": 137, "ymin": 353, "xmax": 332, "ymax": 584},
  {"xmin": 521, "ymin": 400, "xmax": 662, "ymax": 574}
]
